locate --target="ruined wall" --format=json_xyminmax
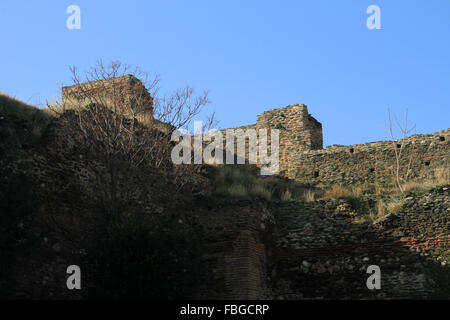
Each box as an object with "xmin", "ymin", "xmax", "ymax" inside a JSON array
[
  {"xmin": 62, "ymin": 76, "xmax": 449, "ymax": 186},
  {"xmin": 191, "ymin": 185, "xmax": 449, "ymax": 300},
  {"xmin": 217, "ymin": 103, "xmax": 448, "ymax": 186},
  {"xmin": 257, "ymin": 104, "xmax": 322, "ymax": 176},
  {"xmin": 218, "ymin": 104, "xmax": 323, "ymax": 174},
  {"xmin": 289, "ymin": 129, "xmax": 450, "ymax": 185},
  {"xmin": 271, "ymin": 185, "xmax": 450, "ymax": 299},
  {"xmin": 256, "ymin": 104, "xmax": 323, "ymax": 150},
  {"xmin": 62, "ymin": 75, "xmax": 153, "ymax": 117},
  {"xmin": 218, "ymin": 104, "xmax": 448, "ymax": 185}
]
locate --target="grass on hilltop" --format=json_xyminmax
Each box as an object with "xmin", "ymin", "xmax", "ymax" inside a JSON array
[{"xmin": 0, "ymin": 91, "xmax": 53, "ymax": 148}]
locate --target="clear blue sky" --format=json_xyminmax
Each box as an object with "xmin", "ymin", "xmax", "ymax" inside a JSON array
[{"xmin": 1, "ymin": 0, "xmax": 449, "ymax": 147}]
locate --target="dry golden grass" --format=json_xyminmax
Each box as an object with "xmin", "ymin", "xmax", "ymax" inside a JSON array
[
  {"xmin": 400, "ymin": 169, "xmax": 450, "ymax": 194},
  {"xmin": 351, "ymin": 185, "xmax": 364, "ymax": 197},
  {"xmin": 376, "ymin": 201, "xmax": 387, "ymax": 217},
  {"xmin": 322, "ymin": 185, "xmax": 352, "ymax": 199},
  {"xmin": 353, "ymin": 200, "xmax": 391, "ymax": 225},
  {"xmin": 209, "ymin": 157, "xmax": 449, "ymax": 203},
  {"xmin": 401, "ymin": 181, "xmax": 424, "ymax": 193},
  {"xmin": 320, "ymin": 183, "xmax": 374, "ymax": 200},
  {"xmin": 386, "ymin": 200, "xmax": 404, "ymax": 214},
  {"xmin": 434, "ymin": 167, "xmax": 450, "ymax": 184},
  {"xmin": 321, "ymin": 168, "xmax": 449, "ymax": 201},
  {"xmin": 281, "ymin": 189, "xmax": 292, "ymax": 201},
  {"xmin": 353, "ymin": 211, "xmax": 379, "ymax": 225},
  {"xmin": 303, "ymin": 189, "xmax": 316, "ymax": 202},
  {"xmin": 352, "ymin": 171, "xmax": 449, "ymax": 225}
]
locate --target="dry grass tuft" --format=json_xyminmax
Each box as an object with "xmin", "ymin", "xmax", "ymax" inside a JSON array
[
  {"xmin": 376, "ymin": 201, "xmax": 387, "ymax": 217},
  {"xmin": 322, "ymin": 185, "xmax": 352, "ymax": 199},
  {"xmin": 400, "ymin": 169, "xmax": 450, "ymax": 194},
  {"xmin": 386, "ymin": 200, "xmax": 404, "ymax": 215},
  {"xmin": 304, "ymin": 189, "xmax": 316, "ymax": 202},
  {"xmin": 434, "ymin": 167, "xmax": 450, "ymax": 184},
  {"xmin": 281, "ymin": 189, "xmax": 292, "ymax": 201}
]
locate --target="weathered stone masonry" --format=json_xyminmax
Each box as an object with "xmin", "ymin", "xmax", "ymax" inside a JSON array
[
  {"xmin": 192, "ymin": 186, "xmax": 449, "ymax": 299},
  {"xmin": 62, "ymin": 78, "xmax": 449, "ymax": 186},
  {"xmin": 270, "ymin": 185, "xmax": 450, "ymax": 299},
  {"xmin": 290, "ymin": 128, "xmax": 450, "ymax": 185},
  {"xmin": 60, "ymin": 78, "xmax": 449, "ymax": 299},
  {"xmin": 220, "ymin": 104, "xmax": 323, "ymax": 172},
  {"xmin": 222, "ymin": 103, "xmax": 449, "ymax": 185},
  {"xmin": 190, "ymin": 202, "xmax": 273, "ymax": 299},
  {"xmin": 62, "ymin": 75, "xmax": 154, "ymax": 118}
]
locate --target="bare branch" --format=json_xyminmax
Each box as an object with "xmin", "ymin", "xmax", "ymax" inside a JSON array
[{"xmin": 383, "ymin": 108, "xmax": 417, "ymax": 193}]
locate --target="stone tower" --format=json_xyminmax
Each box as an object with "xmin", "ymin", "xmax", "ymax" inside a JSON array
[
  {"xmin": 256, "ymin": 104, "xmax": 323, "ymax": 176},
  {"xmin": 62, "ymin": 74, "xmax": 153, "ymax": 118}
]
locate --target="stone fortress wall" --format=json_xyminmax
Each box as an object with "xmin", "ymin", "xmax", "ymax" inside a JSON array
[
  {"xmin": 270, "ymin": 185, "xmax": 450, "ymax": 299},
  {"xmin": 221, "ymin": 103, "xmax": 449, "ymax": 185},
  {"xmin": 208, "ymin": 104, "xmax": 449, "ymax": 299},
  {"xmin": 62, "ymin": 76, "xmax": 449, "ymax": 186},
  {"xmin": 60, "ymin": 77, "xmax": 449, "ymax": 299},
  {"xmin": 289, "ymin": 128, "xmax": 449, "ymax": 185},
  {"xmin": 217, "ymin": 104, "xmax": 322, "ymax": 172},
  {"xmin": 61, "ymin": 75, "xmax": 178, "ymax": 134},
  {"xmin": 194, "ymin": 185, "xmax": 450, "ymax": 299},
  {"xmin": 62, "ymin": 75, "xmax": 154, "ymax": 118}
]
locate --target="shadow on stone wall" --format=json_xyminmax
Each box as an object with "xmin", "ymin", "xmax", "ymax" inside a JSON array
[{"xmin": 269, "ymin": 188, "xmax": 449, "ymax": 299}]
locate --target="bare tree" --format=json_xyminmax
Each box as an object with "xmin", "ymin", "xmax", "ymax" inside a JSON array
[
  {"xmin": 382, "ymin": 108, "xmax": 417, "ymax": 193},
  {"xmin": 47, "ymin": 60, "xmax": 213, "ymax": 215}
]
